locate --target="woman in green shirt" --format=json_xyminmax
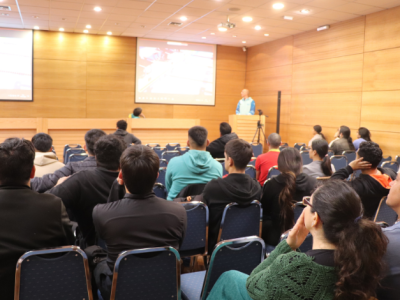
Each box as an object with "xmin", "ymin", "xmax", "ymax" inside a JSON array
[{"xmin": 207, "ymin": 180, "xmax": 388, "ymax": 300}]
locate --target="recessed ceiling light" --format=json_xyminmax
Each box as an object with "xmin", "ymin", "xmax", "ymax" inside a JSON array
[
  {"xmin": 283, "ymin": 16, "xmax": 293, "ymax": 20},
  {"xmin": 273, "ymin": 3, "xmax": 285, "ymax": 9},
  {"xmin": 233, "ymin": 35, "xmax": 236, "ymax": 37},
  {"xmin": 33, "ymin": 16, "xmax": 39, "ymax": 19},
  {"xmin": 59, "ymin": 28, "xmax": 64, "ymax": 31},
  {"xmin": 255, "ymin": 25, "xmax": 261, "ymax": 30},
  {"xmin": 242, "ymin": 41, "xmax": 246, "ymax": 44},
  {"xmin": 202, "ymin": 37, "xmax": 206, "ymax": 39},
  {"xmin": 264, "ymin": 33, "xmax": 269, "ymax": 36},
  {"xmin": 180, "ymin": 16, "xmax": 187, "ymax": 21},
  {"xmin": 242, "ymin": 16, "xmax": 253, "ymax": 22},
  {"xmin": 33, "ymin": 26, "xmax": 39, "ymax": 30},
  {"xmin": 86, "ymin": 25, "xmax": 91, "ymax": 29},
  {"xmin": 218, "ymin": 27, "xmax": 228, "ymax": 32},
  {"xmin": 62, "ymin": 18, "xmax": 66, "ymax": 21},
  {"xmin": 317, "ymin": 25, "xmax": 330, "ymax": 31},
  {"xmin": 94, "ymin": 6, "xmax": 102, "ymax": 12},
  {"xmin": 83, "ymin": 29, "xmax": 88, "ymax": 33},
  {"xmin": 210, "ymin": 32, "xmax": 215, "ymax": 35},
  {"xmin": 300, "ymin": 9, "xmax": 310, "ymax": 14},
  {"xmin": 114, "ymin": 23, "xmax": 119, "ymax": 25},
  {"xmin": 107, "ymin": 31, "xmax": 112, "ymax": 35}
]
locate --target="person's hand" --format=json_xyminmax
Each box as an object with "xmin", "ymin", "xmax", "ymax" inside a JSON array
[
  {"xmin": 287, "ymin": 211, "xmax": 309, "ymax": 251},
  {"xmin": 56, "ymin": 176, "xmax": 69, "ymax": 186},
  {"xmin": 349, "ymin": 157, "xmax": 371, "ymax": 171},
  {"xmin": 186, "ymin": 196, "xmax": 192, "ymax": 202}
]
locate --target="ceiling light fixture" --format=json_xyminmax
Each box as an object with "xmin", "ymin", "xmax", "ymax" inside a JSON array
[
  {"xmin": 218, "ymin": 27, "xmax": 227, "ymax": 32},
  {"xmin": 300, "ymin": 9, "xmax": 310, "ymax": 14},
  {"xmin": 255, "ymin": 25, "xmax": 261, "ymax": 30},
  {"xmin": 59, "ymin": 28, "xmax": 64, "ymax": 31},
  {"xmin": 283, "ymin": 16, "xmax": 293, "ymax": 20},
  {"xmin": 86, "ymin": 25, "xmax": 91, "ymax": 28},
  {"xmin": 317, "ymin": 25, "xmax": 330, "ymax": 31},
  {"xmin": 33, "ymin": 26, "xmax": 39, "ymax": 29},
  {"xmin": 202, "ymin": 37, "xmax": 206, "ymax": 39},
  {"xmin": 218, "ymin": 16, "xmax": 235, "ymax": 32},
  {"xmin": 83, "ymin": 29, "xmax": 88, "ymax": 33},
  {"xmin": 167, "ymin": 41, "xmax": 188, "ymax": 46},
  {"xmin": 273, "ymin": 3, "xmax": 285, "ymax": 9},
  {"xmin": 242, "ymin": 41, "xmax": 246, "ymax": 43},
  {"xmin": 210, "ymin": 32, "xmax": 215, "ymax": 35},
  {"xmin": 264, "ymin": 33, "xmax": 269, "ymax": 36},
  {"xmin": 242, "ymin": 16, "xmax": 252, "ymax": 22},
  {"xmin": 107, "ymin": 31, "xmax": 112, "ymax": 35},
  {"xmin": 233, "ymin": 35, "xmax": 236, "ymax": 37},
  {"xmin": 180, "ymin": 16, "xmax": 187, "ymax": 21},
  {"xmin": 94, "ymin": 6, "xmax": 102, "ymax": 12},
  {"xmin": 33, "ymin": 16, "xmax": 39, "ymax": 19}
]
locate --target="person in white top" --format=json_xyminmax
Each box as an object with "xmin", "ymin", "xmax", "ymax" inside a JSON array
[
  {"xmin": 236, "ymin": 89, "xmax": 255, "ymax": 115},
  {"xmin": 308, "ymin": 125, "xmax": 326, "ymax": 148},
  {"xmin": 31, "ymin": 133, "xmax": 64, "ymax": 177}
]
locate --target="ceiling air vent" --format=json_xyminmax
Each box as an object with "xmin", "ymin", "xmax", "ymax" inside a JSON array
[
  {"xmin": 168, "ymin": 22, "xmax": 182, "ymax": 26},
  {"xmin": 0, "ymin": 6, "xmax": 11, "ymax": 11}
]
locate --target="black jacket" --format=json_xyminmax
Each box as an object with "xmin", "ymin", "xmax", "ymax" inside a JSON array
[
  {"xmin": 48, "ymin": 167, "xmax": 119, "ymax": 247},
  {"xmin": 202, "ymin": 173, "xmax": 262, "ymax": 253},
  {"xmin": 206, "ymin": 133, "xmax": 238, "ymax": 159},
  {"xmin": 93, "ymin": 192, "xmax": 187, "ymax": 270},
  {"xmin": 30, "ymin": 156, "xmax": 97, "ymax": 193},
  {"xmin": 113, "ymin": 129, "xmax": 141, "ymax": 147},
  {"xmin": 330, "ymin": 165, "xmax": 396, "ymax": 219},
  {"xmin": 261, "ymin": 173, "xmax": 317, "ymax": 246},
  {"xmin": 0, "ymin": 186, "xmax": 73, "ymax": 300}
]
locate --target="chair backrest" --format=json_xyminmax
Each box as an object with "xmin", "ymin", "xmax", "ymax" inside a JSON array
[
  {"xmin": 161, "ymin": 150, "xmax": 181, "ymax": 162},
  {"xmin": 374, "ymin": 196, "xmax": 398, "ymax": 226},
  {"xmin": 245, "ymin": 165, "xmax": 256, "ymax": 179},
  {"xmin": 300, "ymin": 150, "xmax": 312, "ymax": 165},
  {"xmin": 201, "ymin": 236, "xmax": 265, "ymax": 300},
  {"xmin": 166, "ymin": 143, "xmax": 181, "ymax": 151},
  {"xmin": 159, "ymin": 159, "xmax": 168, "ymax": 168},
  {"xmin": 331, "ymin": 155, "xmax": 348, "ymax": 171},
  {"xmin": 15, "ymin": 246, "xmax": 93, "ymax": 300},
  {"xmin": 111, "ymin": 247, "xmax": 180, "ymax": 300},
  {"xmin": 267, "ymin": 165, "xmax": 281, "ymax": 179},
  {"xmin": 382, "ymin": 161, "xmax": 400, "ymax": 173},
  {"xmin": 316, "ymin": 176, "xmax": 331, "ymax": 186},
  {"xmin": 248, "ymin": 157, "xmax": 257, "ymax": 167},
  {"xmin": 176, "ymin": 183, "xmax": 207, "ymax": 198},
  {"xmin": 180, "ymin": 202, "xmax": 209, "ymax": 257},
  {"xmin": 218, "ymin": 201, "xmax": 262, "ymax": 242},
  {"xmin": 63, "ymin": 143, "xmax": 81, "ymax": 160},
  {"xmin": 153, "ymin": 147, "xmax": 167, "ymax": 159},
  {"xmin": 342, "ymin": 150, "xmax": 356, "ymax": 164},
  {"xmin": 379, "ymin": 156, "xmax": 392, "ymax": 167},
  {"xmin": 294, "ymin": 143, "xmax": 306, "ymax": 151},
  {"xmin": 279, "ymin": 145, "xmax": 288, "ymax": 151},
  {"xmin": 293, "ymin": 201, "xmax": 306, "ymax": 223},
  {"xmin": 153, "ymin": 183, "xmax": 167, "ymax": 199},
  {"xmin": 64, "ymin": 147, "xmax": 85, "ymax": 163},
  {"xmin": 327, "ymin": 150, "xmax": 334, "ymax": 157},
  {"xmin": 146, "ymin": 143, "xmax": 160, "ymax": 149},
  {"xmin": 281, "ymin": 231, "xmax": 313, "ymax": 253},
  {"xmin": 176, "ymin": 147, "xmax": 190, "ymax": 155},
  {"xmin": 157, "ymin": 167, "xmax": 167, "ymax": 186},
  {"xmin": 396, "ymin": 156, "xmax": 400, "ymax": 165},
  {"xmin": 251, "ymin": 143, "xmax": 263, "ymax": 157},
  {"xmin": 68, "ymin": 153, "xmax": 88, "ymax": 163}
]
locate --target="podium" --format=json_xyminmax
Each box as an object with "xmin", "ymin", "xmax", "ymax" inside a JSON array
[{"xmin": 229, "ymin": 114, "xmax": 267, "ymax": 148}]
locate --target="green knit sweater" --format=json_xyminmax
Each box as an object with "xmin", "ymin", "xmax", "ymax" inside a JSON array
[{"xmin": 246, "ymin": 240, "xmax": 337, "ymax": 300}]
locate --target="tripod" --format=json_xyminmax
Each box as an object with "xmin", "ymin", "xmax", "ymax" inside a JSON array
[{"xmin": 252, "ymin": 112, "xmax": 268, "ymax": 144}]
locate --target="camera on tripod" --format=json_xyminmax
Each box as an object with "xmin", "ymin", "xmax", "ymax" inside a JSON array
[{"xmin": 258, "ymin": 109, "xmax": 263, "ymax": 116}]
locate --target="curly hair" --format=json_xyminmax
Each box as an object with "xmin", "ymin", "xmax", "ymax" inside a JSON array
[{"xmin": 358, "ymin": 141, "xmax": 382, "ymax": 169}]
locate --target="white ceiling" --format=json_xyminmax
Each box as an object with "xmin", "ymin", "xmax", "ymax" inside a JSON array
[{"xmin": 0, "ymin": 0, "xmax": 399, "ymax": 47}]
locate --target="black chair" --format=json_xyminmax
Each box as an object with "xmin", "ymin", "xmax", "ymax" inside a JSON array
[
  {"xmin": 64, "ymin": 147, "xmax": 86, "ymax": 164},
  {"xmin": 15, "ymin": 246, "xmax": 93, "ymax": 300},
  {"xmin": 157, "ymin": 167, "xmax": 167, "ymax": 186},
  {"xmin": 146, "ymin": 143, "xmax": 160, "ymax": 149},
  {"xmin": 374, "ymin": 196, "xmax": 398, "ymax": 227},
  {"xmin": 161, "ymin": 150, "xmax": 181, "ymax": 162},
  {"xmin": 279, "ymin": 143, "xmax": 288, "ymax": 152},
  {"xmin": 218, "ymin": 200, "xmax": 262, "ymax": 242},
  {"xmin": 267, "ymin": 165, "xmax": 281, "ymax": 180},
  {"xmin": 293, "ymin": 201, "xmax": 306, "ymax": 223},
  {"xmin": 248, "ymin": 157, "xmax": 257, "ymax": 167},
  {"xmin": 396, "ymin": 155, "xmax": 400, "ymax": 165},
  {"xmin": 159, "ymin": 158, "xmax": 168, "ymax": 167},
  {"xmin": 63, "ymin": 143, "xmax": 81, "ymax": 161},
  {"xmin": 110, "ymin": 247, "xmax": 181, "ymax": 300},
  {"xmin": 342, "ymin": 150, "xmax": 356, "ymax": 164},
  {"xmin": 177, "ymin": 147, "xmax": 190, "ymax": 155},
  {"xmin": 300, "ymin": 150, "xmax": 312, "ymax": 165},
  {"xmin": 177, "ymin": 183, "xmax": 207, "ymax": 198},
  {"xmin": 245, "ymin": 165, "xmax": 256, "ymax": 179},
  {"xmin": 153, "ymin": 147, "xmax": 167, "ymax": 159},
  {"xmin": 316, "ymin": 176, "xmax": 330, "ymax": 186},
  {"xmin": 181, "ymin": 236, "xmax": 265, "ymax": 300},
  {"xmin": 382, "ymin": 161, "xmax": 400, "ymax": 173},
  {"xmin": 153, "ymin": 183, "xmax": 167, "ymax": 199},
  {"xmin": 327, "ymin": 150, "xmax": 334, "ymax": 157},
  {"xmin": 68, "ymin": 153, "xmax": 88, "ymax": 163},
  {"xmin": 281, "ymin": 231, "xmax": 313, "ymax": 253},
  {"xmin": 294, "ymin": 143, "xmax": 306, "ymax": 151},
  {"xmin": 331, "ymin": 155, "xmax": 348, "ymax": 171},
  {"xmin": 215, "ymin": 159, "xmax": 228, "ymax": 176},
  {"xmin": 166, "ymin": 143, "xmax": 181, "ymax": 151},
  {"xmin": 251, "ymin": 143, "xmax": 263, "ymax": 157},
  {"xmin": 379, "ymin": 156, "xmax": 392, "ymax": 168}
]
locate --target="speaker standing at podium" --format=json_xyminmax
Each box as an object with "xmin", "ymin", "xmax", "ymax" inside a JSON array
[{"xmin": 236, "ymin": 89, "xmax": 255, "ymax": 115}]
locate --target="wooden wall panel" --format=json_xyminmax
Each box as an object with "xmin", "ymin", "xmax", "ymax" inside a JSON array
[
  {"xmin": 216, "ymin": 45, "xmax": 247, "ymax": 71},
  {"xmin": 254, "ymin": 93, "xmax": 291, "ymax": 125},
  {"xmin": 0, "ymin": 130, "xmax": 37, "ymax": 142},
  {"xmin": 86, "ymin": 91, "xmax": 135, "ymax": 118},
  {"xmin": 246, "ymin": 65, "xmax": 292, "ymax": 94},
  {"xmin": 87, "ymin": 62, "xmax": 135, "ymax": 91},
  {"xmin": 368, "ymin": 131, "xmax": 400, "ymax": 158}
]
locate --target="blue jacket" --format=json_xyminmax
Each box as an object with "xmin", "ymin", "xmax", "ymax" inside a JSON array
[{"xmin": 236, "ymin": 97, "xmax": 255, "ymax": 115}]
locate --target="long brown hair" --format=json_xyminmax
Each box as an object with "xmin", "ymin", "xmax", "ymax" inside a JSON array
[{"xmin": 312, "ymin": 180, "xmax": 388, "ymax": 300}]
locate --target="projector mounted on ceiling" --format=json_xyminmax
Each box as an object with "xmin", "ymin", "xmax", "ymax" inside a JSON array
[{"xmin": 218, "ymin": 16, "xmax": 235, "ymax": 32}]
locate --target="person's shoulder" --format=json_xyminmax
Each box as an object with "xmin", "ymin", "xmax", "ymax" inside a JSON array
[{"xmin": 204, "ymin": 177, "xmax": 222, "ymax": 191}]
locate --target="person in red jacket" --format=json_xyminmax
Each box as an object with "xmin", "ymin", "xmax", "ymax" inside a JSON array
[{"xmin": 255, "ymin": 133, "xmax": 281, "ymax": 186}]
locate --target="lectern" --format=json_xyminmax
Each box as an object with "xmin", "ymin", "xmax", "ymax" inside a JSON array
[{"xmin": 229, "ymin": 115, "xmax": 266, "ymax": 145}]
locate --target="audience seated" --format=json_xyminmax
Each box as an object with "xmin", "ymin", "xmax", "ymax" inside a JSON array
[
  {"xmin": 32, "ymin": 133, "xmax": 64, "ymax": 177},
  {"xmin": 48, "ymin": 134, "xmax": 126, "ymax": 247},
  {"xmin": 93, "ymin": 145, "xmax": 186, "ymax": 299},
  {"xmin": 0, "ymin": 138, "xmax": 74, "ymax": 300},
  {"xmin": 353, "ymin": 127, "xmax": 372, "ymax": 151},
  {"xmin": 255, "ymin": 133, "xmax": 281, "ymax": 186},
  {"xmin": 308, "ymin": 125, "xmax": 325, "ymax": 148},
  {"xmin": 202, "ymin": 139, "xmax": 262, "ymax": 253},
  {"xmin": 206, "ymin": 122, "xmax": 238, "ymax": 159},
  {"xmin": 261, "ymin": 147, "xmax": 317, "ymax": 250},
  {"xmin": 165, "ymin": 126, "xmax": 222, "ymax": 200},
  {"xmin": 331, "ymin": 141, "xmax": 396, "ymax": 219},
  {"xmin": 30, "ymin": 129, "xmax": 106, "ymax": 192},
  {"xmin": 207, "ymin": 181, "xmax": 388, "ymax": 300},
  {"xmin": 128, "ymin": 107, "xmax": 145, "ymax": 118},
  {"xmin": 113, "ymin": 119, "xmax": 141, "ymax": 147},
  {"xmin": 330, "ymin": 125, "xmax": 355, "ymax": 155},
  {"xmin": 303, "ymin": 139, "xmax": 334, "ymax": 178}
]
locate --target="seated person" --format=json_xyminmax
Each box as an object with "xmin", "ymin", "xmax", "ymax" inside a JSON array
[
  {"xmin": 93, "ymin": 145, "xmax": 187, "ymax": 299},
  {"xmin": 330, "ymin": 141, "xmax": 396, "ymax": 219},
  {"xmin": 303, "ymin": 139, "xmax": 334, "ymax": 178},
  {"xmin": 206, "ymin": 122, "xmax": 238, "ymax": 159},
  {"xmin": 203, "ymin": 139, "xmax": 262, "ymax": 253},
  {"xmin": 165, "ymin": 126, "xmax": 222, "ymax": 200},
  {"xmin": 255, "ymin": 133, "xmax": 281, "ymax": 186},
  {"xmin": 32, "ymin": 133, "xmax": 64, "ymax": 177},
  {"xmin": 207, "ymin": 180, "xmax": 388, "ymax": 300},
  {"xmin": 48, "ymin": 134, "xmax": 126, "ymax": 247},
  {"xmin": 261, "ymin": 148, "xmax": 317, "ymax": 249},
  {"xmin": 0, "ymin": 138, "xmax": 73, "ymax": 300},
  {"xmin": 330, "ymin": 125, "xmax": 355, "ymax": 155},
  {"xmin": 113, "ymin": 120, "xmax": 141, "ymax": 147},
  {"xmin": 31, "ymin": 129, "xmax": 106, "ymax": 192},
  {"xmin": 129, "ymin": 107, "xmax": 145, "ymax": 118},
  {"xmin": 308, "ymin": 125, "xmax": 325, "ymax": 148},
  {"xmin": 353, "ymin": 127, "xmax": 372, "ymax": 151}
]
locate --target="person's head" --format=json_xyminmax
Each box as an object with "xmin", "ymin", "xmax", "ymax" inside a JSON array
[
  {"xmin": 241, "ymin": 89, "xmax": 249, "ymax": 98},
  {"xmin": 94, "ymin": 134, "xmax": 126, "ymax": 170},
  {"xmin": 84, "ymin": 129, "xmax": 106, "ymax": 156},
  {"xmin": 133, "ymin": 107, "xmax": 142, "ymax": 117},
  {"xmin": 267, "ymin": 133, "xmax": 281, "ymax": 149},
  {"xmin": 116, "ymin": 120, "xmax": 128, "ymax": 131},
  {"xmin": 0, "ymin": 138, "xmax": 35, "ymax": 186},
  {"xmin": 387, "ymin": 173, "xmax": 400, "ymax": 214},
  {"xmin": 187, "ymin": 126, "xmax": 209, "ymax": 150},
  {"xmin": 310, "ymin": 139, "xmax": 332, "ymax": 176},
  {"xmin": 120, "ymin": 145, "xmax": 159, "ymax": 195},
  {"xmin": 313, "ymin": 125, "xmax": 326, "ymax": 140},
  {"xmin": 357, "ymin": 141, "xmax": 382, "ymax": 169},
  {"xmin": 31, "ymin": 133, "xmax": 53, "ymax": 152},
  {"xmin": 305, "ymin": 180, "xmax": 388, "ymax": 300},
  {"xmin": 358, "ymin": 127, "xmax": 371, "ymax": 141},
  {"xmin": 224, "ymin": 139, "xmax": 253, "ymax": 172},
  {"xmin": 220, "ymin": 122, "xmax": 232, "ymax": 136},
  {"xmin": 339, "ymin": 125, "xmax": 355, "ymax": 150}
]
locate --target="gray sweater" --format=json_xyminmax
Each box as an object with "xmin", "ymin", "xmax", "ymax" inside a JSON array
[{"xmin": 303, "ymin": 161, "xmax": 335, "ymax": 178}]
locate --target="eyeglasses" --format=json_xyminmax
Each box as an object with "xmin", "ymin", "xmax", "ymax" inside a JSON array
[{"xmin": 302, "ymin": 196, "xmax": 313, "ymax": 208}]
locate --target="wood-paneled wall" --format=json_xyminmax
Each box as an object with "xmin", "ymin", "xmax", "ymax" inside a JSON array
[{"xmin": 246, "ymin": 6, "xmax": 400, "ymax": 157}]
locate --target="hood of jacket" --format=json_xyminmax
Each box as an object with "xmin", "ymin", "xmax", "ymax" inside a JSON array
[
  {"xmin": 220, "ymin": 132, "xmax": 239, "ymax": 144},
  {"xmin": 182, "ymin": 150, "xmax": 215, "ymax": 175},
  {"xmin": 34, "ymin": 152, "xmax": 60, "ymax": 166},
  {"xmin": 114, "ymin": 129, "xmax": 128, "ymax": 137},
  {"xmin": 217, "ymin": 173, "xmax": 261, "ymax": 204}
]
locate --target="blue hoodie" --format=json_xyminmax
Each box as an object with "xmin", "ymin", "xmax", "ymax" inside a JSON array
[{"xmin": 165, "ymin": 150, "xmax": 223, "ymax": 200}]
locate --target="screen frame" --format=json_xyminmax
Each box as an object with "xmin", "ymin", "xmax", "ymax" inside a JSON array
[
  {"xmin": 0, "ymin": 28, "xmax": 34, "ymax": 102},
  {"xmin": 134, "ymin": 38, "xmax": 217, "ymax": 107}
]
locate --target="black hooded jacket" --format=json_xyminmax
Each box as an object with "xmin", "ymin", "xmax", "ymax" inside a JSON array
[
  {"xmin": 202, "ymin": 173, "xmax": 262, "ymax": 253},
  {"xmin": 206, "ymin": 132, "xmax": 239, "ymax": 158},
  {"xmin": 113, "ymin": 129, "xmax": 141, "ymax": 147}
]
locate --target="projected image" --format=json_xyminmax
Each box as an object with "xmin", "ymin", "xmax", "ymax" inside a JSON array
[{"xmin": 136, "ymin": 39, "xmax": 216, "ymax": 106}]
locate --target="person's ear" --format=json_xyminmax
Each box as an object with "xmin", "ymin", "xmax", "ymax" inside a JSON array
[
  {"xmin": 30, "ymin": 166, "xmax": 36, "ymax": 179},
  {"xmin": 312, "ymin": 212, "xmax": 322, "ymax": 227},
  {"xmin": 117, "ymin": 170, "xmax": 124, "ymax": 185},
  {"xmin": 186, "ymin": 140, "xmax": 190, "ymax": 147},
  {"xmin": 84, "ymin": 145, "xmax": 88, "ymax": 152},
  {"xmin": 228, "ymin": 157, "xmax": 234, "ymax": 167},
  {"xmin": 206, "ymin": 139, "xmax": 210, "ymax": 147}
]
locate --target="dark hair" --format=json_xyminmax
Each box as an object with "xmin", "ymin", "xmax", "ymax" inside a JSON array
[
  {"xmin": 94, "ymin": 135, "xmax": 126, "ymax": 170},
  {"xmin": 117, "ymin": 120, "xmax": 128, "ymax": 131},
  {"xmin": 358, "ymin": 141, "xmax": 382, "ymax": 169},
  {"xmin": 121, "ymin": 145, "xmax": 159, "ymax": 194},
  {"xmin": 225, "ymin": 139, "xmax": 252, "ymax": 170},
  {"xmin": 267, "ymin": 133, "xmax": 281, "ymax": 148},
  {"xmin": 133, "ymin": 107, "xmax": 142, "ymax": 116},
  {"xmin": 85, "ymin": 129, "xmax": 106, "ymax": 156},
  {"xmin": 339, "ymin": 126, "xmax": 355, "ymax": 151},
  {"xmin": 313, "ymin": 125, "xmax": 326, "ymax": 140},
  {"xmin": 220, "ymin": 122, "xmax": 232, "ymax": 135},
  {"xmin": 311, "ymin": 139, "xmax": 332, "ymax": 176},
  {"xmin": 188, "ymin": 126, "xmax": 208, "ymax": 147},
  {"xmin": 312, "ymin": 180, "xmax": 388, "ymax": 300},
  {"xmin": 277, "ymin": 147, "xmax": 303, "ymax": 231},
  {"xmin": 358, "ymin": 127, "xmax": 371, "ymax": 142},
  {"xmin": 0, "ymin": 138, "xmax": 35, "ymax": 185},
  {"xmin": 31, "ymin": 133, "xmax": 53, "ymax": 152}
]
